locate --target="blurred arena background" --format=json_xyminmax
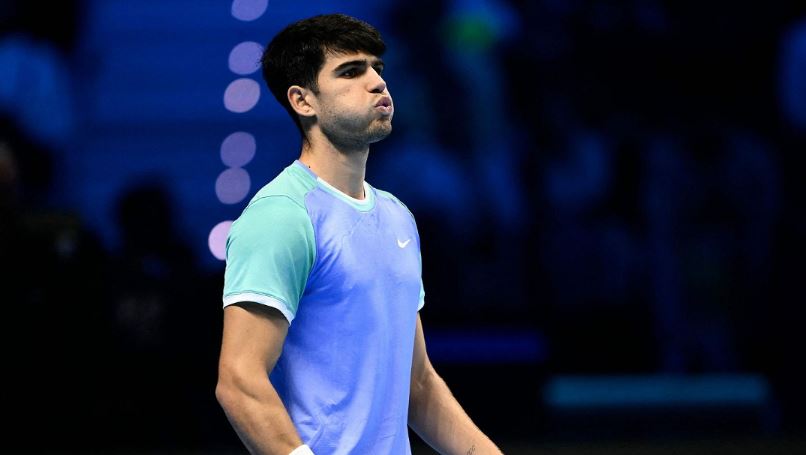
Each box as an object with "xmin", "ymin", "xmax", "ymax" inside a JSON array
[{"xmin": 2, "ymin": 0, "xmax": 805, "ymax": 453}]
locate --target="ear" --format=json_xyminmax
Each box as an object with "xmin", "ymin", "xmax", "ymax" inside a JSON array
[{"xmin": 287, "ymin": 85, "xmax": 316, "ymax": 118}]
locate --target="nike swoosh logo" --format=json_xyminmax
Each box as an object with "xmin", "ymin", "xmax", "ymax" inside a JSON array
[{"xmin": 397, "ymin": 239, "xmax": 412, "ymax": 248}]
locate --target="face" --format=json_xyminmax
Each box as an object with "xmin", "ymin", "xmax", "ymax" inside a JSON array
[{"xmin": 309, "ymin": 51, "xmax": 393, "ymax": 150}]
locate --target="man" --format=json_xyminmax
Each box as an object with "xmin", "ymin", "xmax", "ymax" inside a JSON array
[{"xmin": 216, "ymin": 14, "xmax": 502, "ymax": 455}]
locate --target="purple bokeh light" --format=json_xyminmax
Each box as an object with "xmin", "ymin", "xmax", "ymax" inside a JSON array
[
  {"xmin": 221, "ymin": 131, "xmax": 256, "ymax": 167},
  {"xmin": 208, "ymin": 220, "xmax": 234, "ymax": 261},
  {"xmin": 216, "ymin": 167, "xmax": 251, "ymax": 204},
  {"xmin": 231, "ymin": 0, "xmax": 268, "ymax": 22},
  {"xmin": 224, "ymin": 78, "xmax": 260, "ymax": 113},
  {"xmin": 229, "ymin": 41, "xmax": 264, "ymax": 75}
]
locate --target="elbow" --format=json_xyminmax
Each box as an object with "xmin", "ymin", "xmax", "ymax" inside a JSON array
[
  {"xmin": 215, "ymin": 358, "xmax": 270, "ymax": 412},
  {"xmin": 215, "ymin": 363, "xmax": 243, "ymax": 411},
  {"xmin": 215, "ymin": 375, "xmax": 234, "ymax": 411},
  {"xmin": 417, "ymin": 360, "xmax": 438, "ymax": 387},
  {"xmin": 410, "ymin": 363, "xmax": 438, "ymax": 402},
  {"xmin": 409, "ymin": 366, "xmax": 438, "ymax": 427}
]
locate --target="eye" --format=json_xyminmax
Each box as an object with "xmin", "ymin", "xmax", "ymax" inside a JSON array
[
  {"xmin": 373, "ymin": 66, "xmax": 384, "ymax": 76},
  {"xmin": 342, "ymin": 69, "xmax": 357, "ymax": 78}
]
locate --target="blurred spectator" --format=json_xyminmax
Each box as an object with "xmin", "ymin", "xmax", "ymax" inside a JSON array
[
  {"xmin": 0, "ymin": 117, "xmax": 108, "ymax": 449},
  {"xmin": 442, "ymin": 0, "xmax": 525, "ymax": 233},
  {"xmin": 0, "ymin": 1, "xmax": 79, "ymax": 149},
  {"xmin": 101, "ymin": 181, "xmax": 222, "ymax": 448},
  {"xmin": 780, "ymin": 18, "xmax": 806, "ymax": 131},
  {"xmin": 644, "ymin": 124, "xmax": 780, "ymax": 373}
]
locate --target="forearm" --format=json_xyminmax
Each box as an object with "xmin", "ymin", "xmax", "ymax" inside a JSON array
[
  {"xmin": 408, "ymin": 370, "xmax": 502, "ymax": 455},
  {"xmin": 216, "ymin": 373, "xmax": 302, "ymax": 455}
]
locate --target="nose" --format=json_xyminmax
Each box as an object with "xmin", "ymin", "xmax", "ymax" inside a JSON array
[{"xmin": 368, "ymin": 67, "xmax": 386, "ymax": 94}]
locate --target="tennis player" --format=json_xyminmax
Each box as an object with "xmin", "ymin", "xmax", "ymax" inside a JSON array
[{"xmin": 215, "ymin": 14, "xmax": 502, "ymax": 455}]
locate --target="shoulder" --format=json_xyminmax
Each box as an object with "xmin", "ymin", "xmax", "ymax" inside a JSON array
[
  {"xmin": 237, "ymin": 195, "xmax": 309, "ymax": 226},
  {"xmin": 230, "ymin": 165, "xmax": 318, "ymax": 241},
  {"xmin": 227, "ymin": 195, "xmax": 314, "ymax": 256},
  {"xmin": 373, "ymin": 186, "xmax": 416, "ymax": 221},
  {"xmin": 249, "ymin": 162, "xmax": 318, "ymax": 209}
]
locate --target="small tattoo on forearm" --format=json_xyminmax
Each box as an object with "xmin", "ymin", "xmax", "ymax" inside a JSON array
[{"xmin": 467, "ymin": 445, "xmax": 476, "ymax": 455}]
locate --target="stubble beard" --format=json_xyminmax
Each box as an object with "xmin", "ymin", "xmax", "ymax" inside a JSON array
[{"xmin": 319, "ymin": 110, "xmax": 393, "ymax": 153}]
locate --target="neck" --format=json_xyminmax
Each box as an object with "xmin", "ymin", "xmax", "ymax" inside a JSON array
[{"xmin": 299, "ymin": 129, "xmax": 369, "ymax": 200}]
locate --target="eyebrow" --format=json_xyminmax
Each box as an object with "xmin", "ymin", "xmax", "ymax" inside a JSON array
[{"xmin": 332, "ymin": 58, "xmax": 385, "ymax": 74}]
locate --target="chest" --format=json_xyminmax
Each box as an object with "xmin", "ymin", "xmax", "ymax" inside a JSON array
[
  {"xmin": 291, "ymin": 192, "xmax": 421, "ymax": 360},
  {"xmin": 308, "ymin": 200, "xmax": 421, "ymax": 296}
]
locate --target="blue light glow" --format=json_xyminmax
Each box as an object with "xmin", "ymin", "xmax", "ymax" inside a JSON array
[
  {"xmin": 228, "ymin": 41, "xmax": 264, "ymax": 75},
  {"xmin": 215, "ymin": 167, "xmax": 251, "ymax": 204},
  {"xmin": 220, "ymin": 131, "xmax": 256, "ymax": 167},
  {"xmin": 231, "ymin": 0, "xmax": 268, "ymax": 22},
  {"xmin": 208, "ymin": 220, "xmax": 234, "ymax": 261},
  {"xmin": 224, "ymin": 78, "xmax": 260, "ymax": 113}
]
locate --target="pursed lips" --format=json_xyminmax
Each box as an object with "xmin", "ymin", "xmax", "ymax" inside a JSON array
[{"xmin": 374, "ymin": 96, "xmax": 393, "ymax": 115}]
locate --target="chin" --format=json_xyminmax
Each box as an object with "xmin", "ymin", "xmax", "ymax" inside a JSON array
[{"xmin": 367, "ymin": 123, "xmax": 392, "ymax": 144}]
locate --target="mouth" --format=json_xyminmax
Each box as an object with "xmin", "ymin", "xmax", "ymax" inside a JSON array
[{"xmin": 375, "ymin": 96, "xmax": 393, "ymax": 115}]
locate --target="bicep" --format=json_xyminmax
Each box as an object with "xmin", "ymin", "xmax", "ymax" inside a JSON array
[{"xmin": 219, "ymin": 302, "xmax": 289, "ymax": 377}]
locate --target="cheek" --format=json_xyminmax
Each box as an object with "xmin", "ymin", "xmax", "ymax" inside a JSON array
[
  {"xmin": 323, "ymin": 90, "xmax": 365, "ymax": 116},
  {"xmin": 334, "ymin": 88, "xmax": 359, "ymax": 106}
]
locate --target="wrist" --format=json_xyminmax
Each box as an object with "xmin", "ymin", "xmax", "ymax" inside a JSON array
[{"xmin": 289, "ymin": 444, "xmax": 314, "ymax": 455}]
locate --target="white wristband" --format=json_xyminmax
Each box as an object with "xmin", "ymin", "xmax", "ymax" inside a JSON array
[{"xmin": 289, "ymin": 444, "xmax": 314, "ymax": 455}]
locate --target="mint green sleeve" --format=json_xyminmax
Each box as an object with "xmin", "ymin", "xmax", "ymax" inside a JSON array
[{"xmin": 222, "ymin": 196, "xmax": 316, "ymax": 323}]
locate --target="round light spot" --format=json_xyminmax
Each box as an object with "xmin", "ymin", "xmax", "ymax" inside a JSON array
[
  {"xmin": 224, "ymin": 78, "xmax": 261, "ymax": 113},
  {"xmin": 208, "ymin": 220, "xmax": 234, "ymax": 261},
  {"xmin": 221, "ymin": 131, "xmax": 256, "ymax": 167},
  {"xmin": 216, "ymin": 167, "xmax": 251, "ymax": 204},
  {"xmin": 231, "ymin": 0, "xmax": 268, "ymax": 22},
  {"xmin": 229, "ymin": 41, "xmax": 264, "ymax": 75}
]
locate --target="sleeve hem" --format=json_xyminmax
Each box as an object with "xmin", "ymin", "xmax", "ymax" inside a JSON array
[{"xmin": 223, "ymin": 292, "xmax": 296, "ymax": 324}]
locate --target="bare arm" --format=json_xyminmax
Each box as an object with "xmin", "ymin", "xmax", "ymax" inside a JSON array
[
  {"xmin": 216, "ymin": 303, "xmax": 302, "ymax": 455},
  {"xmin": 408, "ymin": 315, "xmax": 503, "ymax": 455}
]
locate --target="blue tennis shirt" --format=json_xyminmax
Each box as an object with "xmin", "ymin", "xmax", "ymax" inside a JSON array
[{"xmin": 223, "ymin": 160, "xmax": 425, "ymax": 454}]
